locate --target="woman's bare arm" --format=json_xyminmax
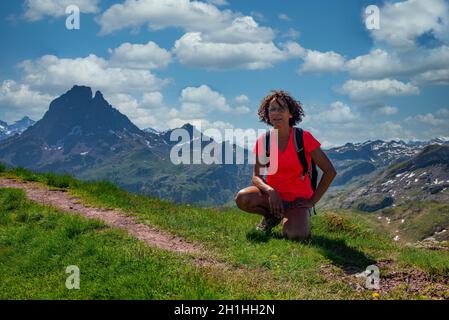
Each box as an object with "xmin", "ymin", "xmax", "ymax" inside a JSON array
[
  {"xmin": 252, "ymin": 156, "xmax": 285, "ymax": 217},
  {"xmin": 310, "ymin": 147, "xmax": 337, "ymax": 205},
  {"xmin": 252, "ymin": 160, "xmax": 271, "ymax": 193}
]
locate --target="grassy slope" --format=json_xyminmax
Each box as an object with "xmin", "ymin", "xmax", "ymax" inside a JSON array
[
  {"xmin": 1, "ymin": 166, "xmax": 448, "ymax": 299},
  {"xmin": 367, "ymin": 201, "xmax": 449, "ymax": 242}
]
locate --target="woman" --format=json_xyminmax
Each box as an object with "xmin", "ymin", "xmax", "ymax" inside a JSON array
[{"xmin": 235, "ymin": 90, "xmax": 336, "ymax": 242}]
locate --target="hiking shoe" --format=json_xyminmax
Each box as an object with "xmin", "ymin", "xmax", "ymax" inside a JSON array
[{"xmin": 256, "ymin": 215, "xmax": 282, "ymax": 233}]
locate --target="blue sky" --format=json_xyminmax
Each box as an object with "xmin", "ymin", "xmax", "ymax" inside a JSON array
[{"xmin": 0, "ymin": 0, "xmax": 448, "ymax": 147}]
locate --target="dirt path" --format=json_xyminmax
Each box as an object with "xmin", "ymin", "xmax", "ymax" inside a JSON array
[{"xmin": 0, "ymin": 177, "xmax": 203, "ymax": 255}]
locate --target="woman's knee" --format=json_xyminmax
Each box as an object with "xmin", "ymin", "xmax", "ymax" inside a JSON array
[
  {"xmin": 235, "ymin": 190, "xmax": 251, "ymax": 210},
  {"xmin": 282, "ymin": 208, "xmax": 311, "ymax": 242}
]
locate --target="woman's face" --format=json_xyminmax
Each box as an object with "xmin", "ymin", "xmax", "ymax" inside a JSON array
[{"xmin": 268, "ymin": 97, "xmax": 292, "ymax": 128}]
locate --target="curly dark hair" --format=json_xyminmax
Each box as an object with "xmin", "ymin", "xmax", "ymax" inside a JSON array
[{"xmin": 257, "ymin": 90, "xmax": 305, "ymax": 127}]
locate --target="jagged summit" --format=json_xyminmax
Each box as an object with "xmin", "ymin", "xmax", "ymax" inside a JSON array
[{"xmin": 25, "ymin": 85, "xmax": 142, "ymax": 144}]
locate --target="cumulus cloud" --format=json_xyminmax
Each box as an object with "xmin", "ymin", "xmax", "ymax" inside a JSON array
[
  {"xmin": 201, "ymin": 16, "xmax": 275, "ymax": 44},
  {"xmin": 369, "ymin": 0, "xmax": 449, "ymax": 50},
  {"xmin": 234, "ymin": 95, "xmax": 249, "ymax": 104},
  {"xmin": 108, "ymin": 41, "xmax": 172, "ymax": 69},
  {"xmin": 339, "ymin": 79, "xmax": 420, "ymax": 101},
  {"xmin": 282, "ymin": 28, "xmax": 301, "ymax": 39},
  {"xmin": 399, "ymin": 108, "xmax": 449, "ymax": 139},
  {"xmin": 179, "ymin": 84, "xmax": 250, "ymax": 118},
  {"xmin": 97, "ymin": 0, "xmax": 228, "ymax": 35},
  {"xmin": 405, "ymin": 108, "xmax": 449, "ymax": 126},
  {"xmin": 180, "ymin": 85, "xmax": 230, "ymax": 116},
  {"xmin": 106, "ymin": 92, "xmax": 179, "ymax": 129},
  {"xmin": 96, "ymin": 0, "xmax": 308, "ymax": 70},
  {"xmin": 99, "ymin": 88, "xmax": 246, "ymax": 132},
  {"xmin": 17, "ymin": 54, "xmax": 169, "ymax": 95},
  {"xmin": 173, "ymin": 32, "xmax": 303, "ymax": 70},
  {"xmin": 344, "ymin": 45, "xmax": 449, "ymax": 80},
  {"xmin": 278, "ymin": 13, "xmax": 291, "ymax": 21},
  {"xmin": 376, "ymin": 105, "xmax": 399, "ymax": 116},
  {"xmin": 345, "ymin": 49, "xmax": 403, "ymax": 78},
  {"xmin": 206, "ymin": 0, "xmax": 229, "ymax": 6},
  {"xmin": 305, "ymin": 118, "xmax": 410, "ymax": 148},
  {"xmin": 314, "ymin": 101, "xmax": 358, "ymax": 123},
  {"xmin": 0, "ymin": 80, "xmax": 54, "ymax": 122},
  {"xmin": 235, "ymin": 105, "xmax": 251, "ymax": 114},
  {"xmin": 412, "ymin": 68, "xmax": 449, "ymax": 85},
  {"xmin": 299, "ymin": 50, "xmax": 345, "ymax": 74},
  {"xmin": 23, "ymin": 0, "xmax": 100, "ymax": 21}
]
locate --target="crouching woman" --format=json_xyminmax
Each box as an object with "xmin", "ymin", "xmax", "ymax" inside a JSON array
[{"xmin": 235, "ymin": 90, "xmax": 336, "ymax": 242}]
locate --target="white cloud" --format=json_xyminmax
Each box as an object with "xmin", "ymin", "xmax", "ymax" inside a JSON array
[
  {"xmin": 179, "ymin": 85, "xmax": 252, "ymax": 117},
  {"xmin": 106, "ymin": 92, "xmax": 180, "ymax": 130},
  {"xmin": 436, "ymin": 108, "xmax": 449, "ymax": 117},
  {"xmin": 376, "ymin": 105, "xmax": 399, "ymax": 116},
  {"xmin": 206, "ymin": 0, "xmax": 229, "ymax": 6},
  {"xmin": 304, "ymin": 119, "xmax": 408, "ymax": 148},
  {"xmin": 339, "ymin": 79, "xmax": 420, "ymax": 101},
  {"xmin": 315, "ymin": 101, "xmax": 358, "ymax": 123},
  {"xmin": 412, "ymin": 68, "xmax": 449, "ymax": 85},
  {"xmin": 278, "ymin": 13, "xmax": 291, "ymax": 21},
  {"xmin": 369, "ymin": 0, "xmax": 449, "ymax": 50},
  {"xmin": 234, "ymin": 94, "xmax": 249, "ymax": 104},
  {"xmin": 173, "ymin": 32, "xmax": 303, "ymax": 70},
  {"xmin": 201, "ymin": 16, "xmax": 275, "ymax": 44},
  {"xmin": 84, "ymin": 89, "xmax": 241, "ymax": 132},
  {"xmin": 344, "ymin": 46, "xmax": 449, "ymax": 80},
  {"xmin": 23, "ymin": 0, "xmax": 100, "ymax": 21},
  {"xmin": 96, "ymin": 0, "xmax": 310, "ymax": 71},
  {"xmin": 345, "ymin": 49, "xmax": 403, "ymax": 78},
  {"xmin": 18, "ymin": 54, "xmax": 169, "ymax": 95},
  {"xmin": 405, "ymin": 108, "xmax": 449, "ymax": 126},
  {"xmin": 97, "ymin": 0, "xmax": 309, "ymax": 71},
  {"xmin": 97, "ymin": 0, "xmax": 230, "ymax": 35},
  {"xmin": 235, "ymin": 105, "xmax": 251, "ymax": 114},
  {"xmin": 250, "ymin": 11, "xmax": 265, "ymax": 22},
  {"xmin": 299, "ymin": 50, "xmax": 345, "ymax": 73},
  {"xmin": 180, "ymin": 85, "xmax": 230, "ymax": 116},
  {"xmin": 97, "ymin": 0, "xmax": 274, "ymax": 43},
  {"xmin": 108, "ymin": 41, "xmax": 172, "ymax": 69},
  {"xmin": 0, "ymin": 80, "xmax": 54, "ymax": 122},
  {"xmin": 282, "ymin": 28, "xmax": 301, "ymax": 39}
]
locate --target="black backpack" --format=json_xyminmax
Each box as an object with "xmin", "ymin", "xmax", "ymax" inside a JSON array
[{"xmin": 264, "ymin": 127, "xmax": 318, "ymax": 191}]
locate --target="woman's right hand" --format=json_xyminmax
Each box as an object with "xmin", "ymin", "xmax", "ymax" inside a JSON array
[{"xmin": 266, "ymin": 188, "xmax": 285, "ymax": 218}]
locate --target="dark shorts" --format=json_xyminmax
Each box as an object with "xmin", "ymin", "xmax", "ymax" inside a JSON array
[{"xmin": 282, "ymin": 197, "xmax": 313, "ymax": 216}]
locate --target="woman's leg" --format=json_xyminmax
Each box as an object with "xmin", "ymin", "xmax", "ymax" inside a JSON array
[
  {"xmin": 282, "ymin": 206, "xmax": 311, "ymax": 242},
  {"xmin": 234, "ymin": 186, "xmax": 271, "ymax": 217}
]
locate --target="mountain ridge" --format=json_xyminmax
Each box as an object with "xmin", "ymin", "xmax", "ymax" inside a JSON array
[{"xmin": 1, "ymin": 84, "xmax": 448, "ymax": 207}]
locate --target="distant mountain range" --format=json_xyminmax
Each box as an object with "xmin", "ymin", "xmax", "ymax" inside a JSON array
[
  {"xmin": 0, "ymin": 116, "xmax": 35, "ymax": 141},
  {"xmin": 0, "ymin": 84, "xmax": 448, "ymax": 209},
  {"xmin": 325, "ymin": 138, "xmax": 449, "ymax": 187},
  {"xmin": 0, "ymin": 85, "xmax": 251, "ymax": 206}
]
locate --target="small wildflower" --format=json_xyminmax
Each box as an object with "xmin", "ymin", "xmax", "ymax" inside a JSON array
[{"xmin": 372, "ymin": 292, "xmax": 380, "ymax": 299}]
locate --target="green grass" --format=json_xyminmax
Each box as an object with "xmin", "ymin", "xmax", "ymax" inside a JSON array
[
  {"xmin": 374, "ymin": 201, "xmax": 449, "ymax": 242},
  {"xmin": 1, "ymin": 187, "xmax": 327, "ymax": 299},
  {"xmin": 1, "ymin": 166, "xmax": 448, "ymax": 299}
]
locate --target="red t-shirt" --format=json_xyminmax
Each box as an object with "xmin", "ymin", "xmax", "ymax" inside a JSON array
[{"xmin": 252, "ymin": 127, "xmax": 321, "ymax": 201}]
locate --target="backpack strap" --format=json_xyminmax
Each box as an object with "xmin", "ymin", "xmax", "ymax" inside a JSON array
[
  {"xmin": 293, "ymin": 127, "xmax": 308, "ymax": 178},
  {"xmin": 294, "ymin": 127, "xmax": 318, "ymax": 215},
  {"xmin": 264, "ymin": 130, "xmax": 271, "ymax": 168}
]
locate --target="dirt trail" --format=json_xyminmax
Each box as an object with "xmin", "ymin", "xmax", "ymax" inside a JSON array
[{"xmin": 0, "ymin": 177, "xmax": 203, "ymax": 256}]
